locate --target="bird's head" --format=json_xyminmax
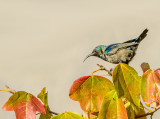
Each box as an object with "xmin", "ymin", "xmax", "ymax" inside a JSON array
[{"xmin": 83, "ymin": 45, "xmax": 107, "ymax": 62}]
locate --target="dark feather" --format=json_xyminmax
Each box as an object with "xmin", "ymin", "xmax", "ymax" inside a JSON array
[{"xmin": 124, "ymin": 29, "xmax": 148, "ymax": 43}]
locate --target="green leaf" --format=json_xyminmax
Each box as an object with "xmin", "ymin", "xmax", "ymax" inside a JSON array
[
  {"xmin": 125, "ymin": 101, "xmax": 146, "ymax": 119},
  {"xmin": 125, "ymin": 101, "xmax": 135, "ymax": 119},
  {"xmin": 141, "ymin": 69, "xmax": 160, "ymax": 106},
  {"xmin": 99, "ymin": 90, "xmax": 128, "ymax": 119},
  {"xmin": 39, "ymin": 108, "xmax": 52, "ymax": 119},
  {"xmin": 113, "ymin": 63, "xmax": 141, "ymax": 107},
  {"xmin": 37, "ymin": 88, "xmax": 53, "ymax": 119},
  {"xmin": 69, "ymin": 75, "xmax": 114, "ymax": 113},
  {"xmin": 50, "ymin": 112, "xmax": 84, "ymax": 119},
  {"xmin": 37, "ymin": 87, "xmax": 48, "ymax": 106},
  {"xmin": 2, "ymin": 91, "xmax": 46, "ymax": 119}
]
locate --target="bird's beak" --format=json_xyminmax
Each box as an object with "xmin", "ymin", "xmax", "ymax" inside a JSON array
[{"xmin": 83, "ymin": 52, "xmax": 95, "ymax": 62}]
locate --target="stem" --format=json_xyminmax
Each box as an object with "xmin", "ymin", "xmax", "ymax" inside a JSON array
[
  {"xmin": 91, "ymin": 69, "xmax": 101, "ymax": 76},
  {"xmin": 135, "ymin": 105, "xmax": 160, "ymax": 118},
  {"xmin": 49, "ymin": 110, "xmax": 59, "ymax": 115},
  {"xmin": 97, "ymin": 64, "xmax": 112, "ymax": 76},
  {"xmin": 0, "ymin": 85, "xmax": 16, "ymax": 94}
]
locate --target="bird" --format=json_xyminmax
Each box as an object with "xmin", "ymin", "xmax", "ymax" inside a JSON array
[{"xmin": 83, "ymin": 29, "xmax": 148, "ymax": 64}]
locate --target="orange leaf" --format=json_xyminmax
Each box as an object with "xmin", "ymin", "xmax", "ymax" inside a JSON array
[
  {"xmin": 99, "ymin": 90, "xmax": 128, "ymax": 119},
  {"xmin": 2, "ymin": 91, "xmax": 46, "ymax": 119},
  {"xmin": 69, "ymin": 75, "xmax": 114, "ymax": 113}
]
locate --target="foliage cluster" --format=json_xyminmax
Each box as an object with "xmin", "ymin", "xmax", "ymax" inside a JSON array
[{"xmin": 1, "ymin": 63, "xmax": 160, "ymax": 119}]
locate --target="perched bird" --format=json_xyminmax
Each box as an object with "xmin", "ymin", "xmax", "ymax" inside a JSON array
[{"xmin": 84, "ymin": 29, "xmax": 148, "ymax": 64}]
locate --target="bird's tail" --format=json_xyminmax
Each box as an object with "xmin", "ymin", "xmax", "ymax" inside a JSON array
[
  {"xmin": 124, "ymin": 29, "xmax": 148, "ymax": 44},
  {"xmin": 135, "ymin": 29, "xmax": 148, "ymax": 43}
]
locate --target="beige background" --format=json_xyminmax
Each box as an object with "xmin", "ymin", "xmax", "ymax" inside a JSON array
[{"xmin": 0, "ymin": 0, "xmax": 160, "ymax": 118}]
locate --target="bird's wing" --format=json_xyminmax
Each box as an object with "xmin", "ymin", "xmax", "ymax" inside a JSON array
[{"xmin": 105, "ymin": 43, "xmax": 138, "ymax": 55}]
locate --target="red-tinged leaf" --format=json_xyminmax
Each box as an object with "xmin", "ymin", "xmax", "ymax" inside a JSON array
[
  {"xmin": 2, "ymin": 91, "xmax": 46, "ymax": 119},
  {"xmin": 113, "ymin": 63, "xmax": 141, "ymax": 107},
  {"xmin": 69, "ymin": 75, "xmax": 114, "ymax": 113},
  {"xmin": 50, "ymin": 112, "xmax": 84, "ymax": 119},
  {"xmin": 37, "ymin": 88, "xmax": 52, "ymax": 119},
  {"xmin": 141, "ymin": 69, "xmax": 160, "ymax": 106},
  {"xmin": 99, "ymin": 90, "xmax": 128, "ymax": 119}
]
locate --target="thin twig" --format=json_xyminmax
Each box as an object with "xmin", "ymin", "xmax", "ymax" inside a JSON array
[
  {"xmin": 151, "ymin": 114, "xmax": 153, "ymax": 119},
  {"xmin": 49, "ymin": 110, "xmax": 59, "ymax": 115},
  {"xmin": 97, "ymin": 64, "xmax": 112, "ymax": 76},
  {"xmin": 0, "ymin": 85, "xmax": 16, "ymax": 94},
  {"xmin": 5, "ymin": 85, "xmax": 16, "ymax": 93},
  {"xmin": 91, "ymin": 69, "xmax": 101, "ymax": 76},
  {"xmin": 135, "ymin": 105, "xmax": 160, "ymax": 118}
]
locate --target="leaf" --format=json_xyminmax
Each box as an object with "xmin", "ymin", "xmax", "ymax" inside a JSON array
[
  {"xmin": 82, "ymin": 112, "xmax": 98, "ymax": 119},
  {"xmin": 69, "ymin": 75, "xmax": 114, "ymax": 113},
  {"xmin": 125, "ymin": 101, "xmax": 135, "ymax": 119},
  {"xmin": 99, "ymin": 90, "xmax": 128, "ymax": 119},
  {"xmin": 141, "ymin": 69, "xmax": 160, "ymax": 106},
  {"xmin": 50, "ymin": 112, "xmax": 84, "ymax": 119},
  {"xmin": 2, "ymin": 91, "xmax": 46, "ymax": 119},
  {"xmin": 37, "ymin": 87, "xmax": 48, "ymax": 106},
  {"xmin": 37, "ymin": 88, "xmax": 52, "ymax": 119},
  {"xmin": 125, "ymin": 101, "xmax": 146, "ymax": 119},
  {"xmin": 113, "ymin": 63, "xmax": 141, "ymax": 107},
  {"xmin": 39, "ymin": 108, "xmax": 52, "ymax": 119}
]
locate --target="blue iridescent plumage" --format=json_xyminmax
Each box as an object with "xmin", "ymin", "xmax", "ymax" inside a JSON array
[
  {"xmin": 84, "ymin": 29, "xmax": 148, "ymax": 64},
  {"xmin": 105, "ymin": 43, "xmax": 120, "ymax": 54}
]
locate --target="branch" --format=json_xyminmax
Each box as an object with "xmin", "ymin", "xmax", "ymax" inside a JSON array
[
  {"xmin": 97, "ymin": 64, "xmax": 112, "ymax": 76},
  {"xmin": 135, "ymin": 105, "xmax": 160, "ymax": 118},
  {"xmin": 49, "ymin": 110, "xmax": 59, "ymax": 115}
]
